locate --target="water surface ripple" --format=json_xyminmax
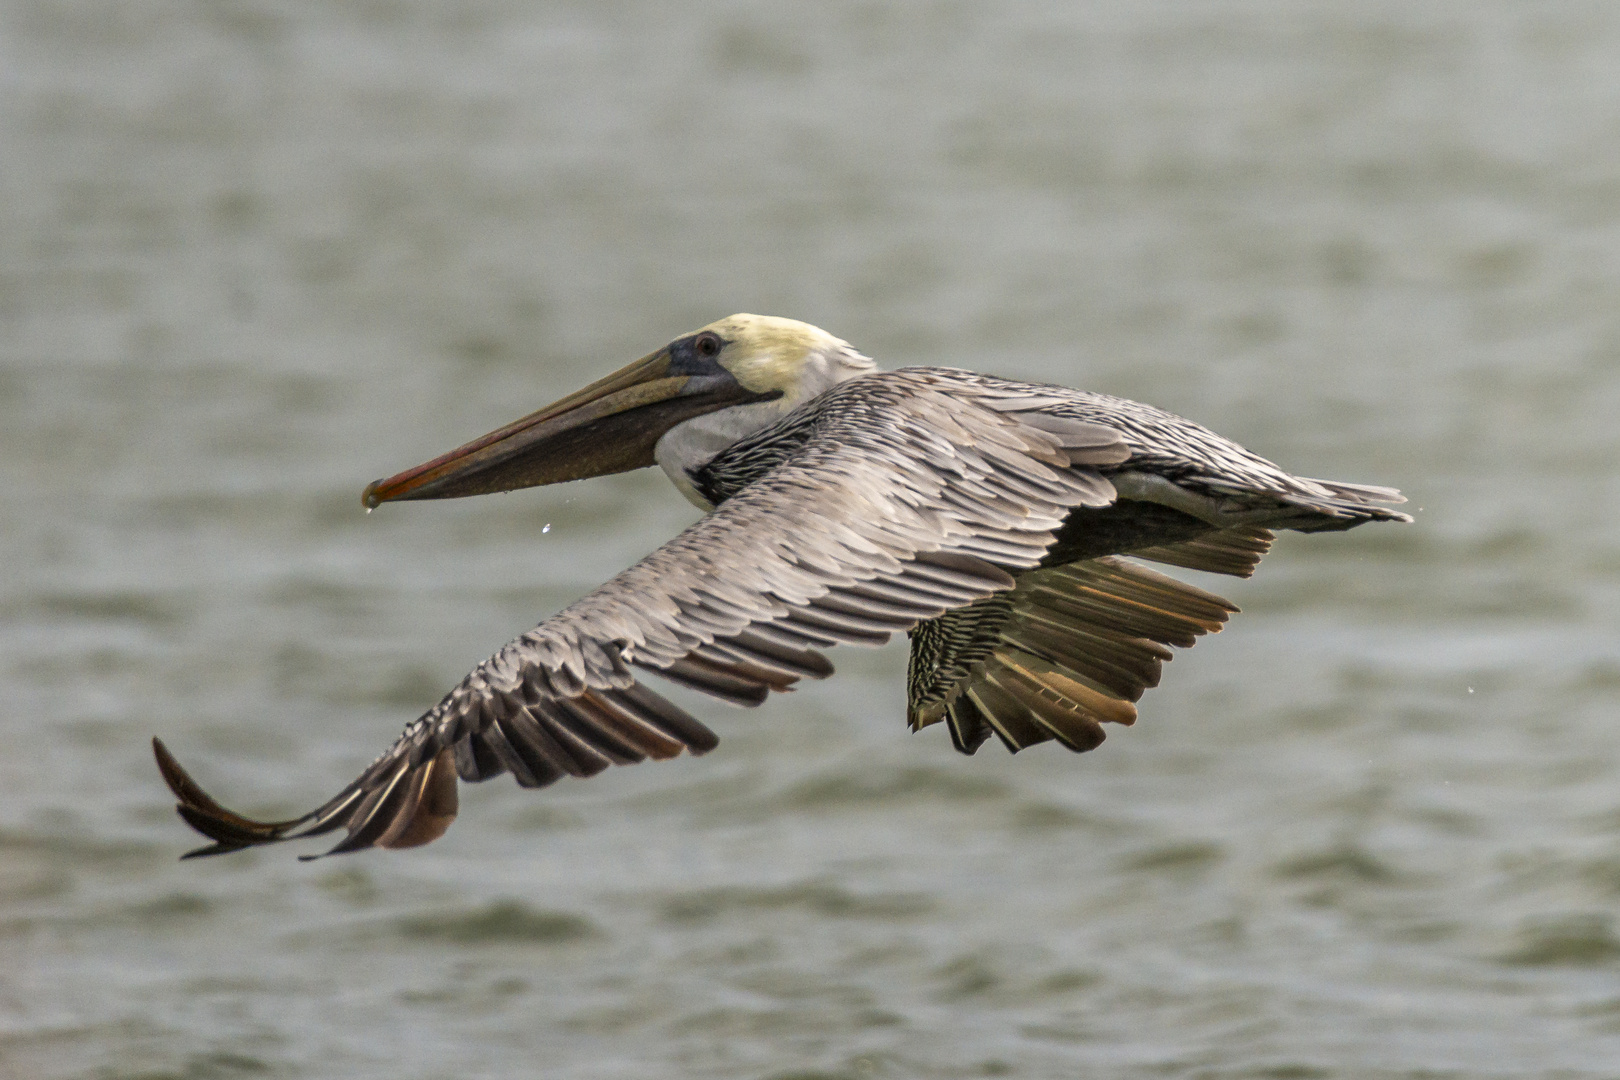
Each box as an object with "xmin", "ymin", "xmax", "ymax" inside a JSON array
[{"xmin": 5, "ymin": 2, "xmax": 1620, "ymax": 1077}]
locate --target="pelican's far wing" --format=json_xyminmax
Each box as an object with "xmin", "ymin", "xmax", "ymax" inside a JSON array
[
  {"xmin": 1132, "ymin": 525, "xmax": 1274, "ymax": 578},
  {"xmin": 156, "ymin": 371, "xmax": 1133, "ymax": 858},
  {"xmin": 905, "ymin": 556, "xmax": 1240, "ymax": 756}
]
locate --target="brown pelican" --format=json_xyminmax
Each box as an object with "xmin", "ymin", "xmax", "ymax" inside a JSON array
[{"xmin": 154, "ymin": 314, "xmax": 1410, "ymax": 858}]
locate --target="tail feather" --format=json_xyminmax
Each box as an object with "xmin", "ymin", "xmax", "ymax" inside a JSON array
[
  {"xmin": 1275, "ymin": 477, "xmax": 1413, "ymax": 531},
  {"xmin": 1302, "ymin": 477, "xmax": 1407, "ymax": 505}
]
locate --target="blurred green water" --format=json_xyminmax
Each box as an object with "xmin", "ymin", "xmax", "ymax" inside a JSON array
[{"xmin": 4, "ymin": 1, "xmax": 1620, "ymax": 1077}]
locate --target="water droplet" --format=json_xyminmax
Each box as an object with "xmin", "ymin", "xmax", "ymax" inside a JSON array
[
  {"xmin": 365, "ymin": 507, "xmax": 373, "ymax": 515},
  {"xmin": 542, "ymin": 523, "xmax": 551, "ymax": 533},
  {"xmin": 1467, "ymin": 686, "xmax": 1474, "ymax": 694}
]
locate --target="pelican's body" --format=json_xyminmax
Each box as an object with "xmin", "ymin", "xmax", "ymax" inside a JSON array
[{"xmin": 155, "ymin": 315, "xmax": 1410, "ymax": 858}]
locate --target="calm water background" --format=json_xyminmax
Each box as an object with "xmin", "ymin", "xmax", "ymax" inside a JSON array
[{"xmin": 5, "ymin": 2, "xmax": 1620, "ymax": 1077}]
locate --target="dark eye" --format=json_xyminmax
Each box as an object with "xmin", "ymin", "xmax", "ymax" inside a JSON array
[{"xmin": 694, "ymin": 332, "xmax": 722, "ymax": 358}]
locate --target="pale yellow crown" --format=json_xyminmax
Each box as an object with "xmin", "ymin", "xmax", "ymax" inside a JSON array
[{"xmin": 701, "ymin": 314, "xmax": 872, "ymax": 405}]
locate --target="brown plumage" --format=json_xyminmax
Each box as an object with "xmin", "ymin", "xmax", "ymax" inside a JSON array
[{"xmin": 155, "ymin": 317, "xmax": 1409, "ymax": 859}]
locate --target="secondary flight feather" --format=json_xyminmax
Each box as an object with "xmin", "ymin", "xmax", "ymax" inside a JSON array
[{"xmin": 153, "ymin": 314, "xmax": 1410, "ymax": 858}]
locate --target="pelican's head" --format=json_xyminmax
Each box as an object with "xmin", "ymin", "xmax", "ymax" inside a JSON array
[
  {"xmin": 363, "ymin": 314, "xmax": 874, "ymax": 506},
  {"xmin": 691, "ymin": 314, "xmax": 874, "ymax": 410}
]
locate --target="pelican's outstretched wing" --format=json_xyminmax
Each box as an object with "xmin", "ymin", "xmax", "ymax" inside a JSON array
[{"xmin": 156, "ymin": 373, "xmax": 1134, "ymax": 858}]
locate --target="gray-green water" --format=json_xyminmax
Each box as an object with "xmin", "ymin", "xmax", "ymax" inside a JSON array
[{"xmin": 5, "ymin": 2, "xmax": 1620, "ymax": 1077}]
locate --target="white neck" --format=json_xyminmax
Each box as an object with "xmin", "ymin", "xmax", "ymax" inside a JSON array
[
  {"xmin": 655, "ymin": 399, "xmax": 788, "ymax": 509},
  {"xmin": 654, "ymin": 345, "xmax": 875, "ymax": 509}
]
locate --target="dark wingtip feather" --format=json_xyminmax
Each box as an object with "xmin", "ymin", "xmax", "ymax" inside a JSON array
[
  {"xmin": 155, "ymin": 737, "xmax": 260, "ymax": 854},
  {"xmin": 153, "ymin": 736, "xmax": 317, "ymax": 858},
  {"xmin": 153, "ymin": 737, "xmax": 206, "ymax": 809}
]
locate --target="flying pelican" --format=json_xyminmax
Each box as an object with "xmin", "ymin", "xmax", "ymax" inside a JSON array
[{"xmin": 154, "ymin": 314, "xmax": 1411, "ymax": 858}]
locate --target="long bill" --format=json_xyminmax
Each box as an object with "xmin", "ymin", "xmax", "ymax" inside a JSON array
[{"xmin": 362, "ymin": 347, "xmax": 765, "ymax": 506}]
